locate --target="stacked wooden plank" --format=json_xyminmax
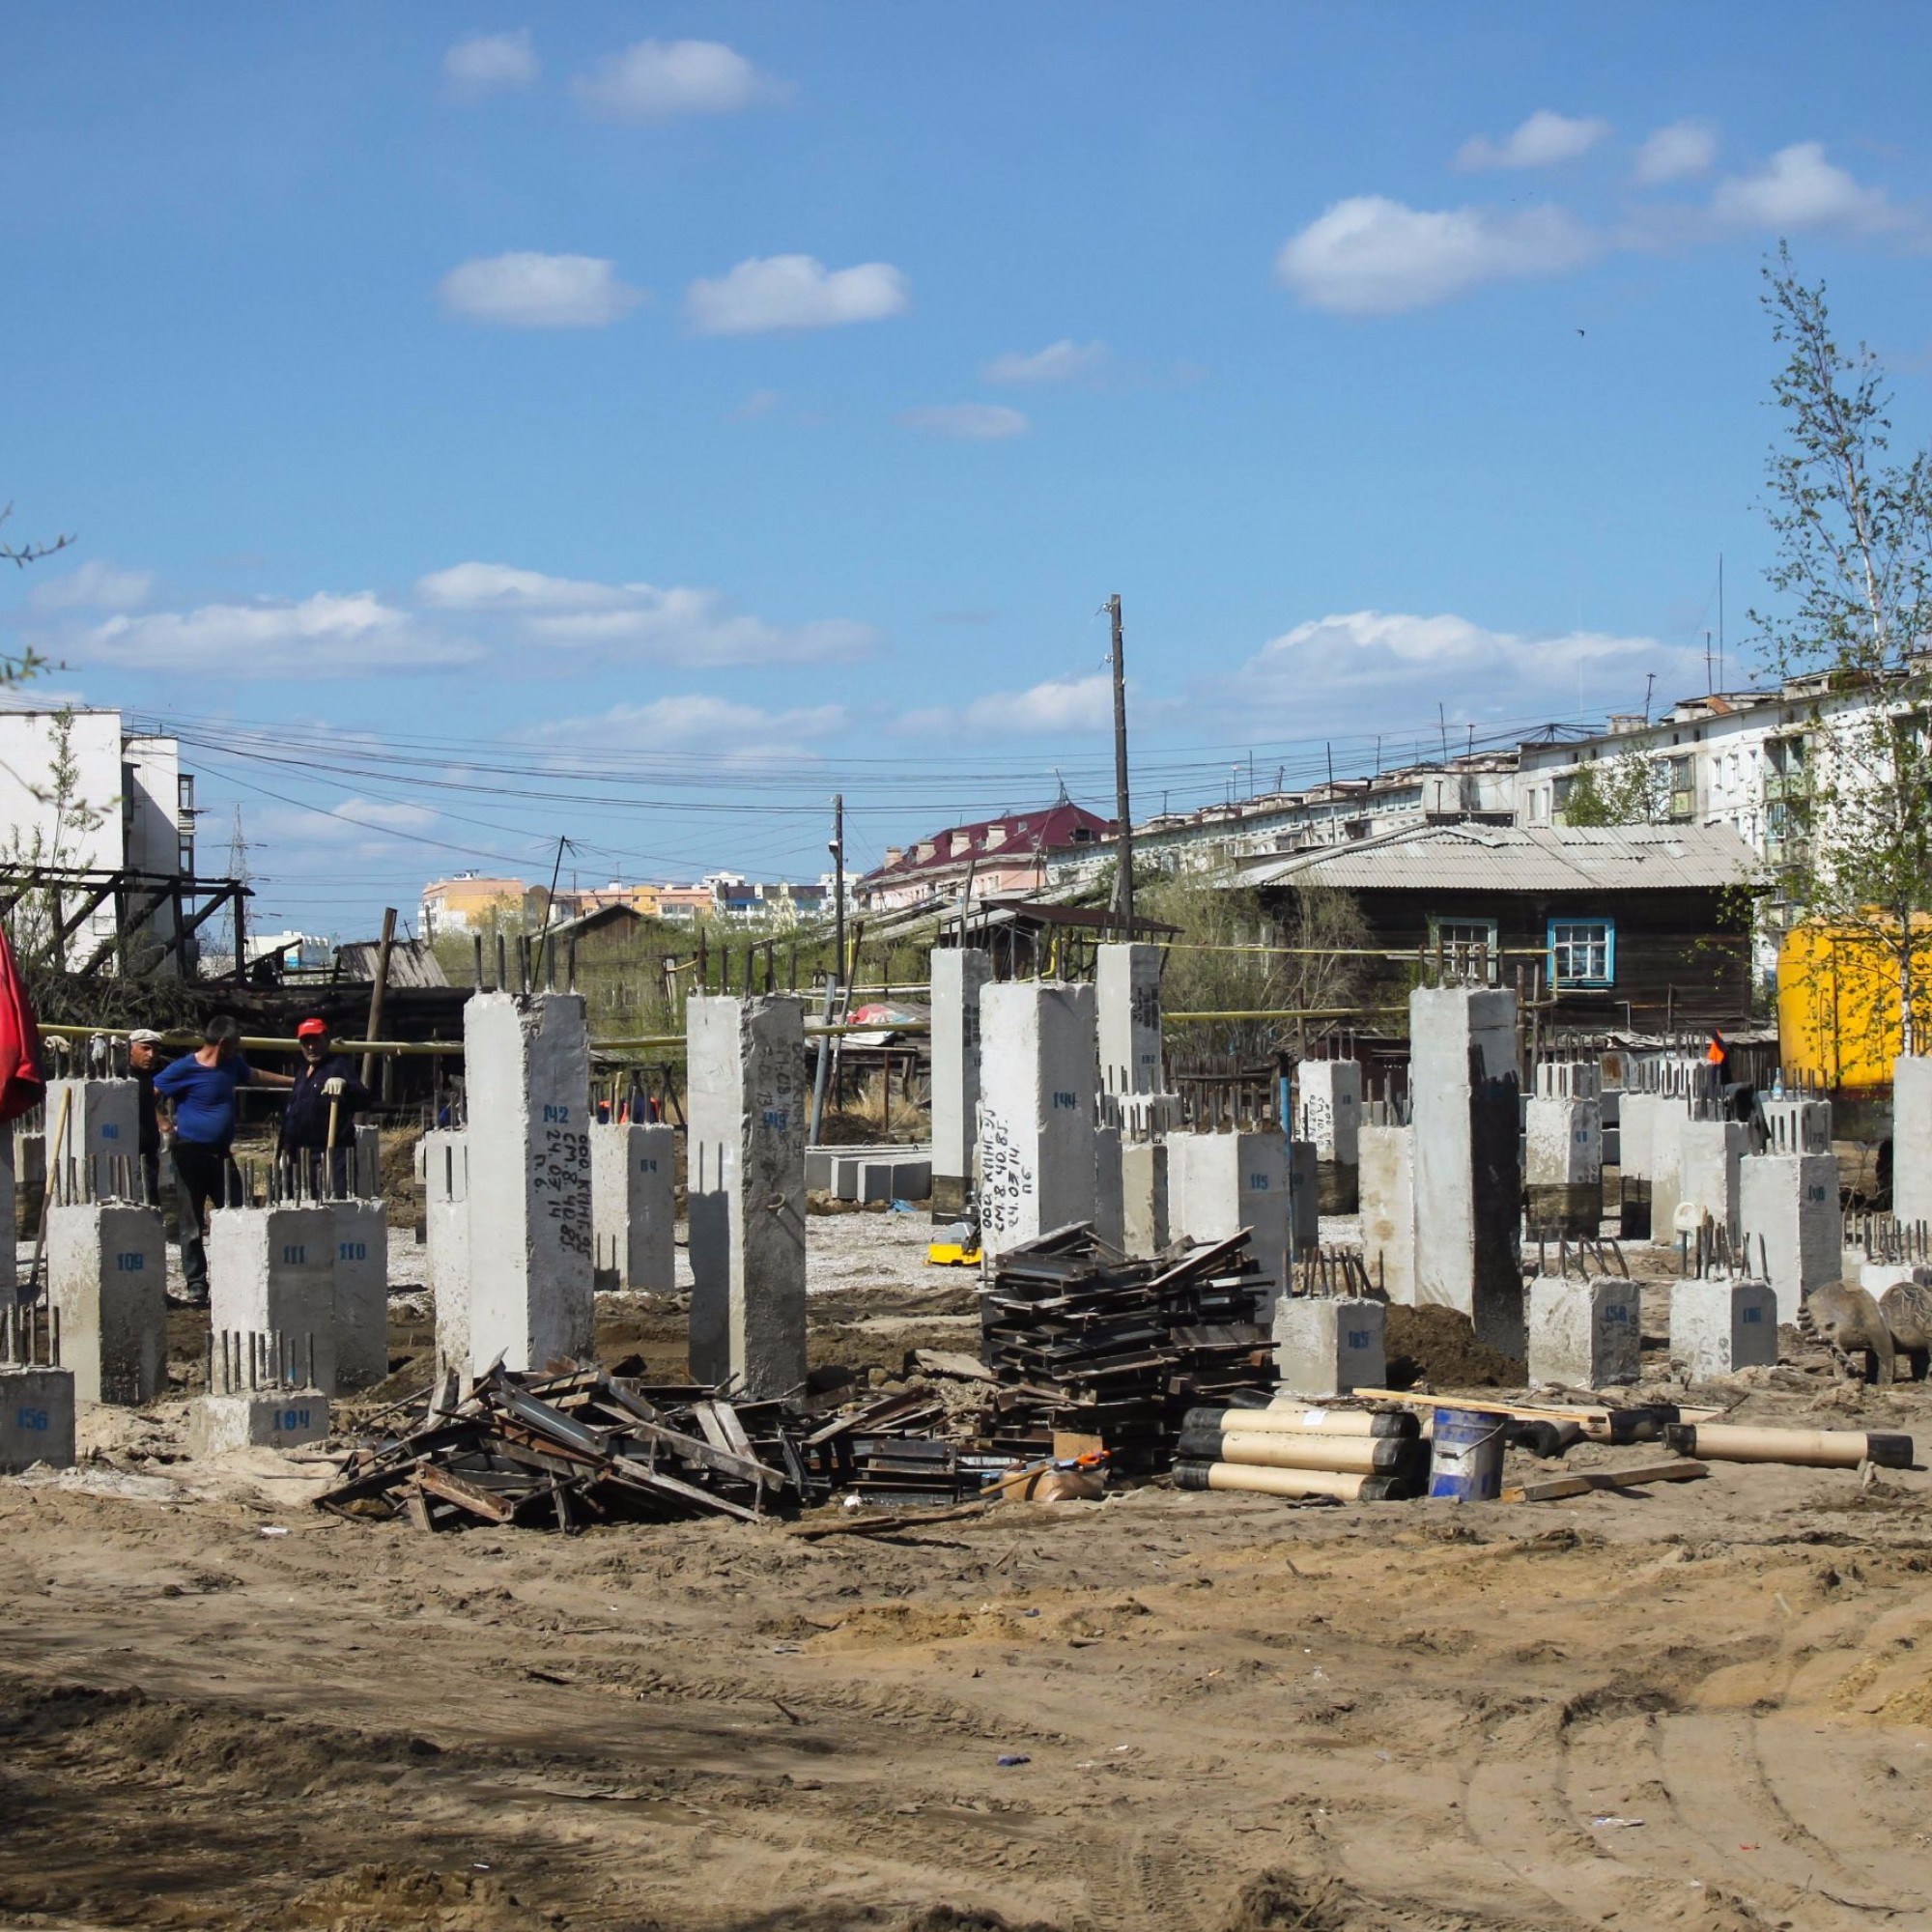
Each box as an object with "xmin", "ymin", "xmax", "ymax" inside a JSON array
[{"xmin": 979, "ymin": 1227, "xmax": 1272, "ymax": 1474}]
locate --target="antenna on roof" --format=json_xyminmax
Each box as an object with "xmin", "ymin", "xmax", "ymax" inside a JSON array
[{"xmin": 1053, "ymin": 769, "xmax": 1070, "ymax": 806}]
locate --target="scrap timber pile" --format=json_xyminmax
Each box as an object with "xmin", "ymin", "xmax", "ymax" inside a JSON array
[
  {"xmin": 318, "ymin": 1366, "xmax": 1033, "ymax": 1529},
  {"xmin": 978, "ymin": 1227, "xmax": 1274, "ymax": 1473}
]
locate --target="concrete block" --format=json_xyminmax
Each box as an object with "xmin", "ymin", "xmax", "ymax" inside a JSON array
[
  {"xmin": 0, "ymin": 1367, "xmax": 75, "ymax": 1471},
  {"xmin": 464, "ymin": 991, "xmax": 594, "ymax": 1378},
  {"xmin": 930, "ymin": 949, "xmax": 992, "ymax": 1216},
  {"xmin": 1358, "ymin": 1123, "xmax": 1414, "ymax": 1303},
  {"xmin": 331, "ymin": 1199, "xmax": 389, "ymax": 1390},
  {"xmin": 188, "ymin": 1389, "xmax": 327, "ymax": 1458},
  {"xmin": 1287, "ymin": 1140, "xmax": 1320, "ymax": 1256},
  {"xmin": 1409, "ymin": 986, "xmax": 1523, "ymax": 1356},
  {"xmin": 1669, "ymin": 1277, "xmax": 1779, "ymax": 1380},
  {"xmin": 688, "ymin": 996, "xmax": 808, "ymax": 1399},
  {"xmin": 1167, "ymin": 1131, "xmax": 1288, "ymax": 1314},
  {"xmin": 1121, "ymin": 1139, "xmax": 1168, "ymax": 1258},
  {"xmin": 805, "ymin": 1147, "xmax": 835, "ymax": 1193},
  {"xmin": 420, "ymin": 1129, "xmax": 470, "ymax": 1385},
  {"xmin": 1296, "ymin": 1060, "xmax": 1361, "ymax": 1165},
  {"xmin": 591, "ymin": 1121, "xmax": 675, "ymax": 1290},
  {"xmin": 210, "ymin": 1205, "xmax": 340, "ymax": 1394},
  {"xmin": 1526, "ymin": 1275, "xmax": 1641, "ymax": 1388},
  {"xmin": 354, "ymin": 1123, "xmax": 383, "ymax": 1202},
  {"xmin": 43, "ymin": 1079, "xmax": 140, "ymax": 1182},
  {"xmin": 14, "ymin": 1130, "xmax": 42, "ymax": 1241},
  {"xmin": 1096, "ymin": 944, "xmax": 1164, "ymax": 1096},
  {"xmin": 1272, "ymin": 1295, "xmax": 1385, "ymax": 1398},
  {"xmin": 1677, "ymin": 1119, "xmax": 1747, "ymax": 1246},
  {"xmin": 1740, "ymin": 1151, "xmax": 1842, "ymax": 1324},
  {"xmin": 1093, "ymin": 1123, "xmax": 1124, "ymax": 1251},
  {"xmin": 1616, "ymin": 1091, "xmax": 1657, "ymax": 1240},
  {"xmin": 978, "ymin": 980, "xmax": 1097, "ymax": 1254},
  {"xmin": 861, "ymin": 1155, "xmax": 931, "ymax": 1205},
  {"xmin": 1761, "ymin": 1097, "xmax": 1832, "ymax": 1156},
  {"xmin": 1647, "ymin": 1099, "xmax": 1690, "ymax": 1247},
  {"xmin": 1895, "ymin": 1055, "xmax": 1932, "ymax": 1228},
  {"xmin": 1525, "ymin": 1094, "xmax": 1604, "ymax": 1237},
  {"xmin": 48, "ymin": 1202, "xmax": 166, "ymax": 1405}
]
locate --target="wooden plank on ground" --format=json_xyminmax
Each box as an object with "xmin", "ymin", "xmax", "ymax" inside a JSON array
[{"xmin": 1500, "ymin": 1459, "xmax": 1709, "ymax": 1503}]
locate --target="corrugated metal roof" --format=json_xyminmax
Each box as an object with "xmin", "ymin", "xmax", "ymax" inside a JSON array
[{"xmin": 1233, "ymin": 821, "xmax": 1758, "ymax": 893}]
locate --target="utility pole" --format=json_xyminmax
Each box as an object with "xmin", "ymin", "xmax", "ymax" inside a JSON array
[
  {"xmin": 225, "ymin": 807, "xmax": 248, "ymax": 980},
  {"xmin": 1107, "ymin": 595, "xmax": 1134, "ymax": 928}
]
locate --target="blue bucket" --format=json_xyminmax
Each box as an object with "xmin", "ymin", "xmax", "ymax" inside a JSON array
[{"xmin": 1428, "ymin": 1406, "xmax": 1505, "ymax": 1501}]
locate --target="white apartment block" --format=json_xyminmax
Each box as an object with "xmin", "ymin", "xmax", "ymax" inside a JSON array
[{"xmin": 0, "ymin": 708, "xmax": 196, "ymax": 971}]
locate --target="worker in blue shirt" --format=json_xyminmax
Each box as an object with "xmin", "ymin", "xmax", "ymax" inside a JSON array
[
  {"xmin": 279, "ymin": 1016, "xmax": 374, "ymax": 1198},
  {"xmin": 154, "ymin": 1014, "xmax": 294, "ymax": 1305}
]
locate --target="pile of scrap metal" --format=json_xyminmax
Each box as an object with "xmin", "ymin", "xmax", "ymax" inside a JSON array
[{"xmin": 978, "ymin": 1227, "xmax": 1274, "ymax": 1474}]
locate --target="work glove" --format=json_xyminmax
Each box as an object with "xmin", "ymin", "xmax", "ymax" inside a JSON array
[{"xmin": 321, "ymin": 1078, "xmax": 347, "ymax": 1097}]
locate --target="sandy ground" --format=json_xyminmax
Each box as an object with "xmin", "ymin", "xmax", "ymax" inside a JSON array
[{"xmin": 8, "ymin": 1215, "xmax": 1932, "ymax": 1931}]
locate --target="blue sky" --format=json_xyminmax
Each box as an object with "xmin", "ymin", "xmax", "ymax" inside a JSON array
[{"xmin": 3, "ymin": 3, "xmax": 1930, "ymax": 937}]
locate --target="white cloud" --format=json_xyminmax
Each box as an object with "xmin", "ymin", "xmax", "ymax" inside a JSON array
[
  {"xmin": 528, "ymin": 695, "xmax": 847, "ymax": 755},
  {"xmin": 444, "ymin": 30, "xmax": 538, "ymax": 94},
  {"xmin": 414, "ymin": 561, "xmax": 630, "ymax": 611},
  {"xmin": 982, "ymin": 340, "xmax": 1108, "ymax": 384},
  {"xmin": 333, "ymin": 797, "xmax": 440, "ymax": 834},
  {"xmin": 734, "ymin": 388, "xmax": 781, "ymax": 420},
  {"xmin": 1456, "ymin": 111, "xmax": 1609, "ymax": 172},
  {"xmin": 956, "ymin": 673, "xmax": 1113, "ymax": 735},
  {"xmin": 1231, "ymin": 610, "xmax": 1692, "ymax": 720},
  {"xmin": 440, "ymin": 252, "xmax": 646, "ymax": 328},
  {"xmin": 73, "ymin": 593, "xmax": 483, "ymax": 679},
  {"xmin": 1711, "ymin": 142, "xmax": 1897, "ymax": 233},
  {"xmin": 574, "ymin": 40, "xmax": 781, "ymax": 121},
  {"xmin": 897, "ymin": 403, "xmax": 1029, "ymax": 440},
  {"xmin": 1633, "ymin": 120, "xmax": 1718, "ymax": 187},
  {"xmin": 416, "ymin": 562, "xmax": 876, "ymax": 665},
  {"xmin": 1276, "ymin": 196, "xmax": 1596, "ymax": 315},
  {"xmin": 686, "ymin": 255, "xmax": 909, "ymax": 336},
  {"xmin": 26, "ymin": 559, "xmax": 152, "ymax": 613}
]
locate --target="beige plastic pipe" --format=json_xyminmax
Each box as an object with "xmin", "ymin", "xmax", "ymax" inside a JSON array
[
  {"xmin": 1666, "ymin": 1423, "xmax": 1914, "ymax": 1469},
  {"xmin": 1195, "ymin": 1463, "xmax": 1393, "ymax": 1502},
  {"xmin": 1247, "ymin": 1405, "xmax": 1410, "ymax": 1437},
  {"xmin": 1217, "ymin": 1432, "xmax": 1409, "ymax": 1476}
]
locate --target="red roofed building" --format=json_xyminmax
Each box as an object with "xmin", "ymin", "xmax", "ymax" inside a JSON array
[{"xmin": 858, "ymin": 800, "xmax": 1115, "ymax": 912}]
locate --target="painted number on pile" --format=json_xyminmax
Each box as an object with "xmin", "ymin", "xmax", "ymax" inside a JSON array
[
  {"xmin": 1604, "ymin": 1305, "xmax": 1630, "ymax": 1322},
  {"xmin": 14, "ymin": 1408, "xmax": 47, "ymax": 1431},
  {"xmin": 543, "ymin": 1104, "xmax": 571, "ymax": 1123},
  {"xmin": 273, "ymin": 1407, "xmax": 312, "ymax": 1432},
  {"xmin": 1347, "ymin": 1330, "xmax": 1373, "ymax": 1350},
  {"xmin": 1051, "ymin": 1091, "xmax": 1078, "ymax": 1110},
  {"xmin": 762, "ymin": 1109, "xmax": 789, "ymax": 1131},
  {"xmin": 1743, "ymin": 1306, "xmax": 1764, "ymax": 1322},
  {"xmin": 1247, "ymin": 1173, "xmax": 1271, "ymax": 1191},
  {"xmin": 338, "ymin": 1241, "xmax": 366, "ymax": 1262},
  {"xmin": 639, "ymin": 1158, "xmax": 659, "ymax": 1173},
  {"xmin": 114, "ymin": 1252, "xmax": 144, "ymax": 1272},
  {"xmin": 100, "ymin": 1123, "xmax": 120, "ymax": 1140},
  {"xmin": 281, "ymin": 1243, "xmax": 306, "ymax": 1264}
]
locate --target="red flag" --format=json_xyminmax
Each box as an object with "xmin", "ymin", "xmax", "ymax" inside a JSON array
[{"xmin": 0, "ymin": 925, "xmax": 44, "ymax": 1125}]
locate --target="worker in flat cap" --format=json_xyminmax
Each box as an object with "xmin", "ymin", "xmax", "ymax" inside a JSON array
[
  {"xmin": 127, "ymin": 1028, "xmax": 166, "ymax": 1207},
  {"xmin": 279, "ymin": 1016, "xmax": 374, "ymax": 1198}
]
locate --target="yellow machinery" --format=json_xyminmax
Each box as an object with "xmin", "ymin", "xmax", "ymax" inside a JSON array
[
  {"xmin": 1778, "ymin": 916, "xmax": 1932, "ymax": 1093},
  {"xmin": 926, "ymin": 1238, "xmax": 981, "ymax": 1266}
]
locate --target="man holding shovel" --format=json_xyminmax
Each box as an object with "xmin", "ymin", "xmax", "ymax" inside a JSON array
[{"xmin": 278, "ymin": 1016, "xmax": 373, "ymax": 1199}]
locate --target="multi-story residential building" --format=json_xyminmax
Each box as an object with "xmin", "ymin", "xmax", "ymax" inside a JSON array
[
  {"xmin": 0, "ymin": 707, "xmax": 198, "ymax": 970},
  {"xmin": 859, "ymin": 801, "xmax": 1114, "ymax": 912},
  {"xmin": 420, "ymin": 873, "xmax": 540, "ymax": 940}
]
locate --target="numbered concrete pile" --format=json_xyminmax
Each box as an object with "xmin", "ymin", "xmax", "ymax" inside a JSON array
[
  {"xmin": 978, "ymin": 1226, "xmax": 1273, "ymax": 1474},
  {"xmin": 1174, "ymin": 1399, "xmax": 1427, "ymax": 1502}
]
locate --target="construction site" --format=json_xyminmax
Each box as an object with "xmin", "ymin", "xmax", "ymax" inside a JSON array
[{"xmin": 4, "ymin": 920, "xmax": 1932, "ymax": 1932}]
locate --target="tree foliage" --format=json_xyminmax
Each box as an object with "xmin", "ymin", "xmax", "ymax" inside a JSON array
[
  {"xmin": 1139, "ymin": 871, "xmax": 1372, "ymax": 1063},
  {"xmin": 1558, "ymin": 750, "xmax": 1658, "ymax": 827},
  {"xmin": 1752, "ymin": 248, "xmax": 1932, "ymax": 1052}
]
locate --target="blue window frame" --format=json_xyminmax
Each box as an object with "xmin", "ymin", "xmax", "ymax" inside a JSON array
[{"xmin": 1548, "ymin": 917, "xmax": 1615, "ymax": 988}]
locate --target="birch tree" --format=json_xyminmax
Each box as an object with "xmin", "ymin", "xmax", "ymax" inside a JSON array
[{"xmin": 1753, "ymin": 249, "xmax": 1932, "ymax": 1055}]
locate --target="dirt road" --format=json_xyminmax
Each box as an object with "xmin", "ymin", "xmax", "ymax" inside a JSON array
[{"xmin": 6, "ymin": 1363, "xmax": 1932, "ymax": 1932}]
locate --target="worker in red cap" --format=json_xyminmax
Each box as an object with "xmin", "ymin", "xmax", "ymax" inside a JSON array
[{"xmin": 279, "ymin": 1016, "xmax": 373, "ymax": 1197}]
